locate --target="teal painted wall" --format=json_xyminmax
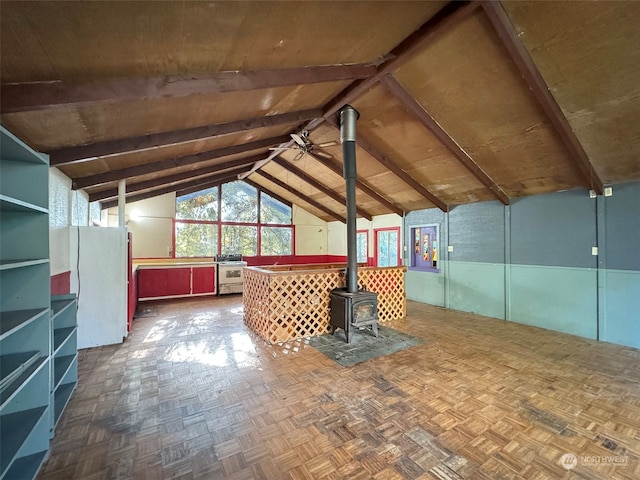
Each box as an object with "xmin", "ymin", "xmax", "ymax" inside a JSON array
[
  {"xmin": 404, "ymin": 181, "xmax": 640, "ymax": 349},
  {"xmin": 509, "ymin": 264, "xmax": 597, "ymax": 339},
  {"xmin": 448, "ymin": 261, "xmax": 505, "ymax": 319},
  {"xmin": 405, "ymin": 268, "xmax": 445, "ymax": 307},
  {"xmin": 600, "ymin": 269, "xmax": 640, "ymax": 348}
]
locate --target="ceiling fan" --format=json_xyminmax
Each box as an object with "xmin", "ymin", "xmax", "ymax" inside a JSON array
[{"xmin": 270, "ymin": 130, "xmax": 338, "ymax": 161}]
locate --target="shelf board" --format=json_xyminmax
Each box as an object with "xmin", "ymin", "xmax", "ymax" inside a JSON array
[
  {"xmin": 0, "ymin": 308, "xmax": 48, "ymax": 339},
  {"xmin": 1, "ymin": 127, "xmax": 48, "ymax": 165},
  {"xmin": 0, "ymin": 194, "xmax": 48, "ymax": 214},
  {"xmin": 53, "ymin": 327, "xmax": 76, "ymax": 354},
  {"xmin": 3, "ymin": 450, "xmax": 47, "ymax": 480},
  {"xmin": 0, "ymin": 354, "xmax": 47, "ymax": 409},
  {"xmin": 54, "ymin": 354, "xmax": 76, "ymax": 389},
  {"xmin": 51, "ymin": 297, "xmax": 76, "ymax": 319},
  {"xmin": 0, "ymin": 406, "xmax": 47, "ymax": 474},
  {"xmin": 54, "ymin": 382, "xmax": 76, "ymax": 426},
  {"xmin": 0, "ymin": 259, "xmax": 49, "ymax": 271}
]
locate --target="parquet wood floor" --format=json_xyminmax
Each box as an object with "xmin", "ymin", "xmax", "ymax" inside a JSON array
[{"xmin": 38, "ymin": 297, "xmax": 640, "ymax": 479}]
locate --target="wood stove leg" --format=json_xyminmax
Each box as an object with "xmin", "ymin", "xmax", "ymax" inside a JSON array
[{"xmin": 345, "ymin": 326, "xmax": 352, "ymax": 344}]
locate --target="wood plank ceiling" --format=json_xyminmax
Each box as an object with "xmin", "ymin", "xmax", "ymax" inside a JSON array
[{"xmin": 1, "ymin": 1, "xmax": 639, "ymax": 222}]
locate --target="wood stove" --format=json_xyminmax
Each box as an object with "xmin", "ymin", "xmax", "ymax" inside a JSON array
[
  {"xmin": 329, "ymin": 288, "xmax": 378, "ymax": 343},
  {"xmin": 329, "ymin": 105, "xmax": 379, "ymax": 343}
]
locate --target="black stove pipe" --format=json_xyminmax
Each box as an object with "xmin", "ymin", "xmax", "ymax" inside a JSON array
[{"xmin": 340, "ymin": 105, "xmax": 360, "ymax": 294}]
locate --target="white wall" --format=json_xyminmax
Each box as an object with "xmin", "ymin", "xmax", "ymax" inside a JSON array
[
  {"xmin": 292, "ymin": 205, "xmax": 327, "ymax": 255},
  {"xmin": 327, "ymin": 213, "xmax": 402, "ymax": 258},
  {"xmin": 49, "ymin": 168, "xmax": 89, "ymax": 276},
  {"xmin": 107, "ymin": 193, "xmax": 175, "ymax": 258}
]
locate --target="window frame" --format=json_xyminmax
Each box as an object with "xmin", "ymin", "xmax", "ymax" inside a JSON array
[{"xmin": 173, "ymin": 182, "xmax": 294, "ymax": 258}]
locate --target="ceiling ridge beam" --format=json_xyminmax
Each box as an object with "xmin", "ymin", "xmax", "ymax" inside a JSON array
[
  {"xmin": 50, "ymin": 108, "xmax": 322, "ymax": 166},
  {"xmin": 326, "ymin": 118, "xmax": 448, "ymax": 212},
  {"xmin": 73, "ymin": 135, "xmax": 286, "ymax": 190},
  {"xmin": 321, "ymin": 1, "xmax": 480, "ymax": 120},
  {"xmin": 245, "ymin": 1, "xmax": 480, "ymax": 177},
  {"xmin": 100, "ymin": 171, "xmax": 244, "ymax": 209},
  {"xmin": 88, "ymin": 164, "xmax": 252, "ymax": 202},
  {"xmin": 315, "ymin": 155, "xmax": 405, "ymax": 217},
  {"xmin": 243, "ymin": 178, "xmax": 293, "ymax": 210},
  {"xmin": 380, "ymin": 74, "xmax": 510, "ymax": 206},
  {"xmin": 2, "ymin": 64, "xmax": 376, "ymax": 113},
  {"xmin": 481, "ymin": 0, "xmax": 604, "ymax": 195},
  {"xmin": 254, "ymin": 170, "xmax": 346, "ymax": 223},
  {"xmin": 272, "ymin": 156, "xmax": 373, "ymax": 221}
]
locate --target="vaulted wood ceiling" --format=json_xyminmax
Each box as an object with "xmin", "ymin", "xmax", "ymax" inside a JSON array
[{"xmin": 2, "ymin": 1, "xmax": 639, "ymax": 222}]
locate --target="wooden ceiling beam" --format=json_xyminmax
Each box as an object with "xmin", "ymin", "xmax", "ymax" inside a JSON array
[
  {"xmin": 254, "ymin": 171, "xmax": 346, "ymax": 223},
  {"xmin": 49, "ymin": 109, "xmax": 322, "ymax": 166},
  {"xmin": 175, "ymin": 179, "xmax": 233, "ymax": 199},
  {"xmin": 326, "ymin": 118, "xmax": 448, "ymax": 212},
  {"xmin": 100, "ymin": 171, "xmax": 244, "ymax": 209},
  {"xmin": 88, "ymin": 164, "xmax": 251, "ymax": 202},
  {"xmin": 316, "ymin": 155, "xmax": 405, "ymax": 217},
  {"xmin": 481, "ymin": 0, "xmax": 604, "ymax": 195},
  {"xmin": 72, "ymin": 136, "xmax": 286, "ymax": 189},
  {"xmin": 272, "ymin": 156, "xmax": 373, "ymax": 221},
  {"xmin": 2, "ymin": 64, "xmax": 376, "ymax": 113},
  {"xmin": 380, "ymin": 74, "xmax": 510, "ymax": 206},
  {"xmin": 243, "ymin": 178, "xmax": 293, "ymax": 210},
  {"xmin": 321, "ymin": 1, "xmax": 480, "ymax": 119}
]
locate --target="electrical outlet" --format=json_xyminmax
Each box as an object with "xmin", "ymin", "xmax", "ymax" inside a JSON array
[
  {"xmin": 592, "ymin": 247, "xmax": 598, "ymax": 256},
  {"xmin": 604, "ymin": 187, "xmax": 613, "ymax": 197},
  {"xmin": 447, "ymin": 245, "xmax": 454, "ymax": 252},
  {"xmin": 589, "ymin": 190, "xmax": 597, "ymax": 199}
]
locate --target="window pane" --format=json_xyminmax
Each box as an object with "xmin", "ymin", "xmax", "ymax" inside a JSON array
[
  {"xmin": 175, "ymin": 222, "xmax": 218, "ymax": 257},
  {"xmin": 356, "ymin": 232, "xmax": 367, "ymax": 263},
  {"xmin": 260, "ymin": 192, "xmax": 291, "ymax": 224},
  {"xmin": 221, "ymin": 225, "xmax": 257, "ymax": 255},
  {"xmin": 176, "ymin": 187, "xmax": 218, "ymax": 221},
  {"xmin": 261, "ymin": 227, "xmax": 292, "ymax": 256},
  {"xmin": 221, "ymin": 181, "xmax": 257, "ymax": 222}
]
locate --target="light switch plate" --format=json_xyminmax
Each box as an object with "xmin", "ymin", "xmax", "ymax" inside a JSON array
[
  {"xmin": 447, "ymin": 245, "xmax": 454, "ymax": 252},
  {"xmin": 589, "ymin": 190, "xmax": 597, "ymax": 199},
  {"xmin": 592, "ymin": 247, "xmax": 598, "ymax": 256},
  {"xmin": 604, "ymin": 187, "xmax": 613, "ymax": 197}
]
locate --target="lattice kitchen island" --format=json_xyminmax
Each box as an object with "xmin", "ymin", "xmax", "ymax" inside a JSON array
[{"xmin": 243, "ymin": 264, "xmax": 406, "ymax": 344}]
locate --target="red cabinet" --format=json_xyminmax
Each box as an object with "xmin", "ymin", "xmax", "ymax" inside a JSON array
[
  {"xmin": 192, "ymin": 266, "xmax": 216, "ymax": 294},
  {"xmin": 137, "ymin": 264, "xmax": 216, "ymax": 300}
]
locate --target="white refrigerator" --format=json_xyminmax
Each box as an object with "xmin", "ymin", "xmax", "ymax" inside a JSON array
[{"xmin": 69, "ymin": 226, "xmax": 129, "ymax": 349}]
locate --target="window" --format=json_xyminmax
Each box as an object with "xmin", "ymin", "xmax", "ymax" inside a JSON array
[
  {"xmin": 174, "ymin": 182, "xmax": 294, "ymax": 258},
  {"xmin": 221, "ymin": 181, "xmax": 257, "ymax": 222},
  {"xmin": 410, "ymin": 224, "xmax": 439, "ymax": 272},
  {"xmin": 356, "ymin": 230, "xmax": 368, "ymax": 264},
  {"xmin": 261, "ymin": 226, "xmax": 293, "ymax": 256},
  {"xmin": 176, "ymin": 187, "xmax": 218, "ymax": 220},
  {"xmin": 261, "ymin": 192, "xmax": 291, "ymax": 224},
  {"xmin": 175, "ymin": 223, "xmax": 218, "ymax": 257},
  {"xmin": 375, "ymin": 227, "xmax": 400, "ymax": 267}
]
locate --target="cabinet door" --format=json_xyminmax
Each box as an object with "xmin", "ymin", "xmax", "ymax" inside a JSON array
[
  {"xmin": 192, "ymin": 267, "xmax": 216, "ymax": 294},
  {"xmin": 138, "ymin": 268, "xmax": 191, "ymax": 298}
]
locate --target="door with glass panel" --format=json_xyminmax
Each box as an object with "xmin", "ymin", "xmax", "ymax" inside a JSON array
[{"xmin": 374, "ymin": 227, "xmax": 400, "ymax": 267}]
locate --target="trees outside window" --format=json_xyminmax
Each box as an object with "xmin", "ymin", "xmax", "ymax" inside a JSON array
[{"xmin": 174, "ymin": 182, "xmax": 293, "ymax": 258}]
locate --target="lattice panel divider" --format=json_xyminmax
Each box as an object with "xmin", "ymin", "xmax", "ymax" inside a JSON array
[{"xmin": 244, "ymin": 265, "xmax": 407, "ymax": 344}]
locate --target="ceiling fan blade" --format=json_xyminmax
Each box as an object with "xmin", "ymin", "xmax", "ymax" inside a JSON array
[
  {"xmin": 269, "ymin": 146, "xmax": 297, "ymax": 151},
  {"xmin": 315, "ymin": 150, "xmax": 332, "ymax": 159},
  {"xmin": 290, "ymin": 133, "xmax": 307, "ymax": 147},
  {"xmin": 292, "ymin": 150, "xmax": 305, "ymax": 162},
  {"xmin": 316, "ymin": 141, "xmax": 338, "ymax": 148}
]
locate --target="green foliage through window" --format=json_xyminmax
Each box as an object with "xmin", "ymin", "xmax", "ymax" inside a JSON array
[{"xmin": 174, "ymin": 182, "xmax": 293, "ymax": 258}]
